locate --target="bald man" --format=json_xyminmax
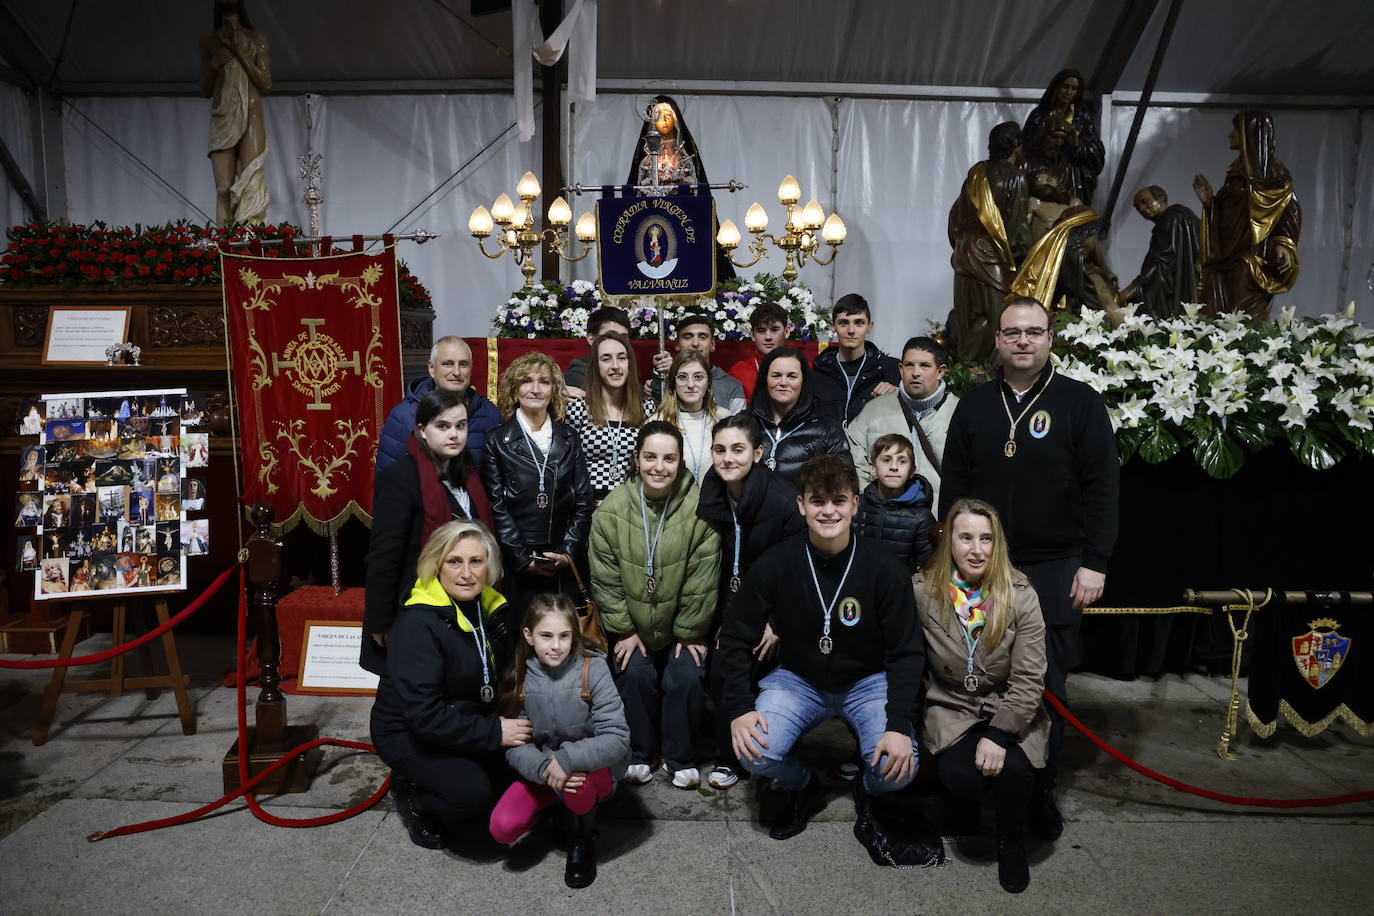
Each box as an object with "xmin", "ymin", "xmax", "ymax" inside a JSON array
[{"xmin": 377, "ymin": 336, "xmax": 502, "ymax": 470}]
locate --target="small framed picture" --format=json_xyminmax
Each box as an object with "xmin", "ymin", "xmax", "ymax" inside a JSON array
[{"xmin": 183, "ymin": 478, "xmax": 207, "ymax": 511}]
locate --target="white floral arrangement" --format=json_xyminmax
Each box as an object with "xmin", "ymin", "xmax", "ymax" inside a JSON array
[
  {"xmin": 1053, "ymin": 302, "xmax": 1374, "ymax": 477},
  {"xmin": 493, "ymin": 279, "xmax": 604, "ymax": 338},
  {"xmin": 492, "ymin": 273, "xmax": 830, "ymax": 341}
]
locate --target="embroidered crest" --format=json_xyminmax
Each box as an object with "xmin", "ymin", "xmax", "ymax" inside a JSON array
[
  {"xmin": 1029, "ymin": 409, "xmax": 1051, "ymax": 439},
  {"xmin": 839, "ymin": 597, "xmax": 861, "ymax": 626},
  {"xmin": 1292, "ymin": 617, "xmax": 1350, "ymax": 690}
]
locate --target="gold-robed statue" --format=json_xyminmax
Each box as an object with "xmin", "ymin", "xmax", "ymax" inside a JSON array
[
  {"xmin": 1009, "ymin": 205, "xmax": 1120, "ymax": 320},
  {"xmin": 948, "ymin": 122, "xmax": 1030, "ymax": 366},
  {"xmin": 1193, "ymin": 110, "xmax": 1301, "ymax": 320},
  {"xmin": 200, "ymin": 0, "xmax": 271, "ymax": 225}
]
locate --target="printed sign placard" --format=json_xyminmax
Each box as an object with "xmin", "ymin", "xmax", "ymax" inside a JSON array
[{"xmin": 298, "ymin": 621, "xmax": 379, "ymax": 694}]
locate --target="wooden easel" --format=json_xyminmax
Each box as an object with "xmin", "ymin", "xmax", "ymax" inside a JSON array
[{"xmin": 32, "ymin": 591, "xmax": 195, "ymax": 746}]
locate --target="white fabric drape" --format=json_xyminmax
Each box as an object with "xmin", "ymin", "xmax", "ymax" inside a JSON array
[
  {"xmin": 513, "ymin": 0, "xmax": 597, "ymax": 142},
  {"xmin": 14, "ymin": 88, "xmax": 1371, "ymax": 347}
]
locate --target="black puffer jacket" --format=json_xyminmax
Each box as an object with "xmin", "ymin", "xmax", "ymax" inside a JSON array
[
  {"xmin": 480, "ymin": 416, "xmax": 594, "ymax": 573},
  {"xmin": 855, "ymin": 476, "xmax": 937, "ymax": 573},
  {"xmin": 750, "ymin": 393, "xmax": 851, "ymax": 486},
  {"xmin": 696, "ymin": 463, "xmax": 806, "ymax": 615}
]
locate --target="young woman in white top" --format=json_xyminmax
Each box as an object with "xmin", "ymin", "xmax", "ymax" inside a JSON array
[{"xmin": 652, "ymin": 350, "xmax": 732, "ymax": 482}]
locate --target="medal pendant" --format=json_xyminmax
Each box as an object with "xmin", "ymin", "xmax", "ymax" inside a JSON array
[
  {"xmin": 1003, "ymin": 439, "xmax": 1017, "ymax": 458},
  {"xmin": 729, "ymin": 575, "xmax": 741, "ymax": 593},
  {"xmin": 480, "ymin": 684, "xmax": 495, "ymax": 703},
  {"xmin": 963, "ymin": 673, "xmax": 979, "ymax": 692},
  {"xmin": 536, "ymin": 492, "xmax": 549, "ymax": 508},
  {"xmin": 766, "ymin": 457, "xmax": 777, "ymax": 471},
  {"xmin": 646, "ymin": 574, "xmax": 657, "ymax": 596},
  {"xmin": 818, "ymin": 635, "xmax": 833, "ymax": 655}
]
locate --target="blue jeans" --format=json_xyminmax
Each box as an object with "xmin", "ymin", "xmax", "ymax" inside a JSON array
[{"xmin": 740, "ymin": 667, "xmax": 917, "ymax": 795}]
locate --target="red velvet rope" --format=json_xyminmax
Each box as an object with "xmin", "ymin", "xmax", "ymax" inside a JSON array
[
  {"xmin": 1044, "ymin": 690, "xmax": 1374, "ymax": 808},
  {"xmin": 89, "ymin": 568, "xmax": 389, "ymax": 841},
  {"xmin": 0, "ymin": 566, "xmax": 237, "ymax": 669}
]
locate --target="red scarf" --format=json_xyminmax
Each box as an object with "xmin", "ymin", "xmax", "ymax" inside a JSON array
[{"xmin": 405, "ymin": 433, "xmax": 494, "ymax": 542}]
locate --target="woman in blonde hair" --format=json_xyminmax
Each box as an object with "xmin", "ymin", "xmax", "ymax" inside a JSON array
[
  {"xmin": 369, "ymin": 520, "xmax": 530, "ymax": 851},
  {"xmin": 565, "ymin": 331, "xmax": 655, "ymax": 505},
  {"xmin": 915, "ymin": 498, "xmax": 1050, "ymax": 895},
  {"xmin": 481, "ymin": 352, "xmax": 594, "ymax": 614},
  {"xmin": 652, "ymin": 350, "xmax": 729, "ymax": 482}
]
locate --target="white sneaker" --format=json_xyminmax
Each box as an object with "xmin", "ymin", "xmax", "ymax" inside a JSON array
[
  {"xmin": 671, "ymin": 766, "xmax": 701, "ymax": 789},
  {"xmin": 707, "ymin": 765, "xmax": 740, "ymax": 790},
  {"xmin": 624, "ymin": 763, "xmax": 653, "ymax": 785}
]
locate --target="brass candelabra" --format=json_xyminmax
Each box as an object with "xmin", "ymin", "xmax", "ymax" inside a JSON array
[
  {"xmin": 468, "ymin": 171, "xmax": 597, "ymax": 289},
  {"xmin": 715, "ymin": 175, "xmax": 846, "ymax": 283}
]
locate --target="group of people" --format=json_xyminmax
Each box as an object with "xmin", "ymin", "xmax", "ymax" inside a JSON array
[{"xmin": 362, "ymin": 292, "xmax": 1118, "ymax": 894}]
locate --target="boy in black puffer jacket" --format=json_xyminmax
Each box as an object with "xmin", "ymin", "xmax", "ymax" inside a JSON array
[{"xmin": 855, "ymin": 434, "xmax": 936, "ymax": 573}]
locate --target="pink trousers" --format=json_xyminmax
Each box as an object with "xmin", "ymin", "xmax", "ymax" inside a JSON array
[{"xmin": 489, "ymin": 767, "xmax": 614, "ymax": 845}]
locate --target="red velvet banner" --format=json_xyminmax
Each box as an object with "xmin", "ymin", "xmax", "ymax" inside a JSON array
[{"xmin": 222, "ymin": 248, "xmax": 402, "ymax": 532}]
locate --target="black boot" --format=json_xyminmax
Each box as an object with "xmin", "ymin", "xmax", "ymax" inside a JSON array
[
  {"xmin": 996, "ymin": 820, "xmax": 1030, "ymax": 893},
  {"xmin": 1027, "ymin": 785, "xmax": 1064, "ymax": 841},
  {"xmin": 853, "ymin": 781, "xmax": 946, "ymax": 868},
  {"xmin": 564, "ymin": 811, "xmax": 598, "ymax": 889},
  {"xmin": 390, "ymin": 775, "xmax": 444, "ymax": 850},
  {"xmin": 768, "ymin": 772, "xmax": 826, "ymax": 840}
]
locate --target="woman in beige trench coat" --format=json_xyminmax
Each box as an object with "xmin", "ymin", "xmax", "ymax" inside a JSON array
[{"xmin": 914, "ymin": 497, "xmax": 1050, "ymax": 895}]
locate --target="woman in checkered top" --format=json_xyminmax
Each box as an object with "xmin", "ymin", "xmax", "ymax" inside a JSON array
[{"xmin": 565, "ymin": 331, "xmax": 656, "ymax": 505}]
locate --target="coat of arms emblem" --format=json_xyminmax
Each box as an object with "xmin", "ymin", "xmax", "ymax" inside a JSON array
[{"xmin": 1292, "ymin": 617, "xmax": 1351, "ymax": 690}]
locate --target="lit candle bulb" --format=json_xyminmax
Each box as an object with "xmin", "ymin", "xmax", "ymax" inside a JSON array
[
  {"xmin": 822, "ymin": 213, "xmax": 847, "ymax": 243},
  {"xmin": 468, "ymin": 206, "xmax": 494, "ymax": 237},
  {"xmin": 517, "ymin": 171, "xmax": 541, "ymax": 199},
  {"xmin": 575, "ymin": 212, "xmax": 597, "ymax": 241},
  {"xmin": 547, "ymin": 196, "xmax": 572, "ymax": 227},
  {"xmin": 491, "ymin": 193, "xmax": 515, "ymax": 225},
  {"xmin": 801, "ymin": 199, "xmax": 824, "ymax": 230},
  {"xmin": 745, "ymin": 203, "xmax": 769, "ymax": 232},
  {"xmin": 716, "ymin": 219, "xmax": 742, "ymax": 248},
  {"xmin": 777, "ymin": 175, "xmax": 801, "ymax": 205}
]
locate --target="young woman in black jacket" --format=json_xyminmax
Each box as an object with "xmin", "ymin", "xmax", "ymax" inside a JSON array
[
  {"xmin": 696, "ymin": 412, "xmax": 806, "ymax": 788},
  {"xmin": 749, "ymin": 346, "xmax": 850, "ymax": 486},
  {"xmin": 363, "ymin": 388, "xmax": 494, "ymax": 675},
  {"xmin": 480, "ymin": 352, "xmax": 595, "ymax": 615}
]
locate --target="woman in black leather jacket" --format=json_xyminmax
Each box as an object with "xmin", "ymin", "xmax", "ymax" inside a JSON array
[
  {"xmin": 748, "ymin": 346, "xmax": 850, "ymax": 486},
  {"xmin": 480, "ymin": 352, "xmax": 594, "ymax": 614},
  {"xmin": 695, "ymin": 412, "xmax": 807, "ymax": 789}
]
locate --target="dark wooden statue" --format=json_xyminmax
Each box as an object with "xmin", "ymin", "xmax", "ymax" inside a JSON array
[
  {"xmin": 1119, "ymin": 185, "xmax": 1201, "ymax": 318},
  {"xmin": 1193, "ymin": 110, "xmax": 1302, "ymax": 320},
  {"xmin": 1022, "ymin": 69, "xmax": 1105, "ymax": 206},
  {"xmin": 948, "ymin": 121, "xmax": 1030, "ymax": 366}
]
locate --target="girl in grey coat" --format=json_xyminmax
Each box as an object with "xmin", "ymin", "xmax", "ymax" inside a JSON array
[{"xmin": 489, "ymin": 594, "xmax": 630, "ymax": 889}]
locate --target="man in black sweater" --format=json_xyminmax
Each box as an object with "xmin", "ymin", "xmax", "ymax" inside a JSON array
[
  {"xmin": 939, "ymin": 295, "xmax": 1119, "ymax": 843},
  {"xmin": 719, "ymin": 454, "xmax": 925, "ymax": 842}
]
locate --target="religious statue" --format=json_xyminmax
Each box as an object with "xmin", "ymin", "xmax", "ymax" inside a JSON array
[
  {"xmin": 1193, "ymin": 110, "xmax": 1301, "ymax": 320},
  {"xmin": 1010, "ymin": 206, "xmax": 1120, "ymax": 320},
  {"xmin": 1022, "ymin": 69, "xmax": 1105, "ymax": 205},
  {"xmin": 948, "ymin": 122, "xmax": 1030, "ymax": 366},
  {"xmin": 624, "ymin": 94, "xmax": 735, "ymax": 281},
  {"xmin": 1118, "ymin": 185, "xmax": 1201, "ymax": 318},
  {"xmin": 199, "ymin": 0, "xmax": 271, "ymax": 225},
  {"xmin": 1026, "ymin": 170, "xmax": 1077, "ymax": 245}
]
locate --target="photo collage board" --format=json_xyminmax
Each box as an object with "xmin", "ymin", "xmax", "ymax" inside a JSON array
[{"xmin": 16, "ymin": 387, "xmax": 211, "ymax": 599}]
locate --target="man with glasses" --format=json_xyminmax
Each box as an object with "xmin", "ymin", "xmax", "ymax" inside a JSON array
[{"xmin": 939, "ymin": 296, "xmax": 1119, "ymax": 844}]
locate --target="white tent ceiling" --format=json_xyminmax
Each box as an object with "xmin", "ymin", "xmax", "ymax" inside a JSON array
[{"xmin": 1, "ymin": 0, "xmax": 1371, "ymax": 97}]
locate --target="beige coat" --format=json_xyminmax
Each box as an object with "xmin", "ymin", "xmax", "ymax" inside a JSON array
[
  {"xmin": 914, "ymin": 570, "xmax": 1051, "ymax": 767},
  {"xmin": 847, "ymin": 388, "xmax": 958, "ymax": 507}
]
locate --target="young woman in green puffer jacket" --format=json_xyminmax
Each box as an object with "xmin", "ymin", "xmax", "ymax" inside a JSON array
[{"xmin": 589, "ymin": 420, "xmax": 722, "ymax": 790}]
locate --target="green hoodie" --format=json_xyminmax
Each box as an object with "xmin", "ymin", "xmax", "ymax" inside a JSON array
[{"xmin": 589, "ymin": 472, "xmax": 721, "ymax": 651}]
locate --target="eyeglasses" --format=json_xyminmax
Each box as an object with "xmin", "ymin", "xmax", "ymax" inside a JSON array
[
  {"xmin": 675, "ymin": 373, "xmax": 708, "ymax": 384},
  {"xmin": 998, "ymin": 327, "xmax": 1048, "ymax": 341}
]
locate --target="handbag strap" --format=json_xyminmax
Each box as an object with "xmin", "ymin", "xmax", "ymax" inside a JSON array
[
  {"xmin": 568, "ymin": 560, "xmax": 591, "ymax": 600},
  {"xmin": 910, "ymin": 411, "xmax": 942, "ymax": 477},
  {"xmin": 580, "ymin": 655, "xmax": 592, "ymax": 705}
]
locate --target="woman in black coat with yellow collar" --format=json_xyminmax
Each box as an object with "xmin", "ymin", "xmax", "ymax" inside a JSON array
[
  {"xmin": 480, "ymin": 352, "xmax": 594, "ymax": 615},
  {"xmin": 363, "ymin": 388, "xmax": 494, "ymax": 675}
]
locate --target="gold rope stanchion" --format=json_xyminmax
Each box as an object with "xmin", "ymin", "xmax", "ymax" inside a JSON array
[{"xmin": 1216, "ymin": 587, "xmax": 1272, "ymax": 760}]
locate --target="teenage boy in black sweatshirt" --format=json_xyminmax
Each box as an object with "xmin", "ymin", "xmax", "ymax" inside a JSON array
[
  {"xmin": 939, "ymin": 295, "xmax": 1119, "ymax": 843},
  {"xmin": 719, "ymin": 453, "xmax": 925, "ymax": 841},
  {"xmin": 810, "ymin": 293, "xmax": 900, "ymax": 424}
]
